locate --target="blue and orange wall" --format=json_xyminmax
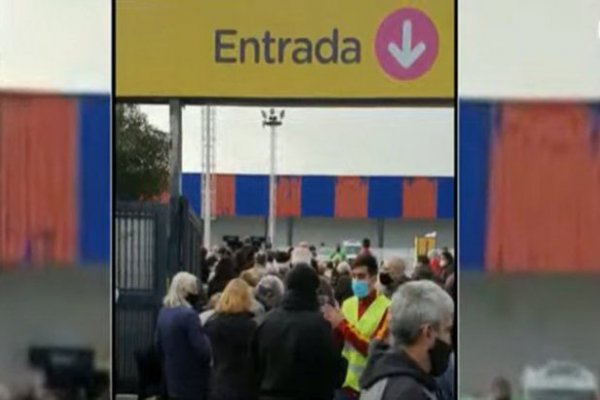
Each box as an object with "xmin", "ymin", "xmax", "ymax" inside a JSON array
[
  {"xmin": 460, "ymin": 101, "xmax": 600, "ymax": 273},
  {"xmin": 182, "ymin": 174, "xmax": 454, "ymax": 220},
  {"xmin": 0, "ymin": 93, "xmax": 110, "ymax": 267}
]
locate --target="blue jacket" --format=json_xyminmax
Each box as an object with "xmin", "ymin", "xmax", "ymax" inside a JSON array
[{"xmin": 156, "ymin": 306, "xmax": 212, "ymax": 400}]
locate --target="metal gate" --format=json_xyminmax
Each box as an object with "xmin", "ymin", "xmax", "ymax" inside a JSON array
[
  {"xmin": 115, "ymin": 197, "xmax": 205, "ymax": 394},
  {"xmin": 115, "ymin": 201, "xmax": 168, "ymax": 394}
]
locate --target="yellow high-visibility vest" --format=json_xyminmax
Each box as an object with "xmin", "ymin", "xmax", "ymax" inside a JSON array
[{"xmin": 341, "ymin": 294, "xmax": 390, "ymax": 392}]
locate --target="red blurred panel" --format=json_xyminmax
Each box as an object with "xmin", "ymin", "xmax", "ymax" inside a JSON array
[
  {"xmin": 486, "ymin": 104, "xmax": 600, "ymax": 273},
  {"xmin": 145, "ymin": 191, "xmax": 170, "ymax": 204},
  {"xmin": 0, "ymin": 95, "xmax": 76, "ymax": 267},
  {"xmin": 402, "ymin": 178, "xmax": 437, "ymax": 219},
  {"xmin": 277, "ymin": 177, "xmax": 301, "ymax": 217},
  {"xmin": 334, "ymin": 177, "xmax": 368, "ymax": 218},
  {"xmin": 215, "ymin": 174, "xmax": 235, "ymax": 216}
]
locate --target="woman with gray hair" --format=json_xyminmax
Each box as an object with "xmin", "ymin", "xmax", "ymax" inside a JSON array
[
  {"xmin": 358, "ymin": 280, "xmax": 454, "ymax": 400},
  {"xmin": 255, "ymin": 275, "xmax": 285, "ymax": 313},
  {"xmin": 156, "ymin": 272, "xmax": 212, "ymax": 400}
]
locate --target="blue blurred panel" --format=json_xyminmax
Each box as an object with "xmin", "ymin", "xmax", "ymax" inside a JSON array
[
  {"xmin": 301, "ymin": 176, "xmax": 335, "ymax": 217},
  {"xmin": 436, "ymin": 177, "xmax": 454, "ymax": 219},
  {"xmin": 367, "ymin": 177, "xmax": 402, "ymax": 218},
  {"xmin": 459, "ymin": 101, "xmax": 493, "ymax": 271},
  {"xmin": 77, "ymin": 95, "xmax": 110, "ymax": 265},
  {"xmin": 182, "ymin": 173, "xmax": 202, "ymax": 216},
  {"xmin": 235, "ymin": 175, "xmax": 269, "ymax": 216}
]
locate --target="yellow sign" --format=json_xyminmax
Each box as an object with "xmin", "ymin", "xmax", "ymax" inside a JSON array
[
  {"xmin": 117, "ymin": 0, "xmax": 453, "ymax": 100},
  {"xmin": 415, "ymin": 236, "xmax": 436, "ymax": 258}
]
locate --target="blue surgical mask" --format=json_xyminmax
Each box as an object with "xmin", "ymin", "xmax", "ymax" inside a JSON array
[{"xmin": 352, "ymin": 279, "xmax": 369, "ymax": 299}]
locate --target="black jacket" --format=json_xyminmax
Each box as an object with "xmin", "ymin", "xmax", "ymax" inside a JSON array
[
  {"xmin": 204, "ymin": 312, "xmax": 258, "ymax": 400},
  {"xmin": 359, "ymin": 341, "xmax": 441, "ymax": 400},
  {"xmin": 251, "ymin": 289, "xmax": 346, "ymax": 400}
]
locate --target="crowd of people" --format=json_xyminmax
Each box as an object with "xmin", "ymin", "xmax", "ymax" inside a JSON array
[{"xmin": 151, "ymin": 239, "xmax": 456, "ymax": 400}]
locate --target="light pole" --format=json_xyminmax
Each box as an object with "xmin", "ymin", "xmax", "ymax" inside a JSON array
[{"xmin": 261, "ymin": 108, "xmax": 285, "ymax": 248}]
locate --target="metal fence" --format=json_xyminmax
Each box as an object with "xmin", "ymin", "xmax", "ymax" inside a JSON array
[
  {"xmin": 115, "ymin": 201, "xmax": 168, "ymax": 394},
  {"xmin": 115, "ymin": 198, "xmax": 205, "ymax": 394}
]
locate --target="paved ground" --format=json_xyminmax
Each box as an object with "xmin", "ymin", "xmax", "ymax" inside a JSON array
[{"xmin": 460, "ymin": 272, "xmax": 600, "ymax": 397}]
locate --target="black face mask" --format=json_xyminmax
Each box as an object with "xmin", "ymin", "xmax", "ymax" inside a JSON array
[
  {"xmin": 379, "ymin": 273, "xmax": 393, "ymax": 286},
  {"xmin": 428, "ymin": 337, "xmax": 452, "ymax": 377},
  {"xmin": 186, "ymin": 294, "xmax": 200, "ymax": 309}
]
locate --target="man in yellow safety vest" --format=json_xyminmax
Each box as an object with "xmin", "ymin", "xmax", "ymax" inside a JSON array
[{"xmin": 322, "ymin": 253, "xmax": 390, "ymax": 400}]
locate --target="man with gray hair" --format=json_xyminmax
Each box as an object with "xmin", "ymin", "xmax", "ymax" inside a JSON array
[
  {"xmin": 376, "ymin": 257, "xmax": 409, "ymax": 299},
  {"xmin": 358, "ymin": 281, "xmax": 454, "ymax": 400}
]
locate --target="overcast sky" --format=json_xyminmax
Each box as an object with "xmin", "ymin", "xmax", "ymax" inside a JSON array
[
  {"xmin": 2, "ymin": 0, "xmax": 598, "ymax": 97},
  {"xmin": 140, "ymin": 105, "xmax": 454, "ymax": 176},
  {"xmin": 0, "ymin": 0, "xmax": 110, "ymax": 93}
]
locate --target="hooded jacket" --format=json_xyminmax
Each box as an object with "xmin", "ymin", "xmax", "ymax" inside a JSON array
[
  {"xmin": 359, "ymin": 341, "xmax": 441, "ymax": 400},
  {"xmin": 251, "ymin": 264, "xmax": 346, "ymax": 400}
]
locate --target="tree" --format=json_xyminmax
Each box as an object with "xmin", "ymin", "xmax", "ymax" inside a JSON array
[{"xmin": 115, "ymin": 104, "xmax": 170, "ymax": 201}]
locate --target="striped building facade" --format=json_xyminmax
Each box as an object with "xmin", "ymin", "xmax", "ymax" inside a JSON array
[
  {"xmin": 460, "ymin": 101, "xmax": 600, "ymax": 273},
  {"xmin": 183, "ymin": 174, "xmax": 454, "ymax": 220},
  {"xmin": 0, "ymin": 93, "xmax": 110, "ymax": 267}
]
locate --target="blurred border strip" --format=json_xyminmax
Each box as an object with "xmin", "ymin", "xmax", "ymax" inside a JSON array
[{"xmin": 0, "ymin": 92, "xmax": 110, "ymax": 268}]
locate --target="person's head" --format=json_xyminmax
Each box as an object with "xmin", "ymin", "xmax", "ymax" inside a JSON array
[
  {"xmin": 235, "ymin": 245, "xmax": 255, "ymax": 272},
  {"xmin": 336, "ymin": 261, "xmax": 351, "ymax": 276},
  {"xmin": 440, "ymin": 251, "xmax": 454, "ymax": 268},
  {"xmin": 215, "ymin": 278, "xmax": 252, "ymax": 314},
  {"xmin": 317, "ymin": 261, "xmax": 327, "ymax": 276},
  {"xmin": 389, "ymin": 280, "xmax": 454, "ymax": 377},
  {"xmin": 275, "ymin": 250, "xmax": 291, "ymax": 263},
  {"xmin": 490, "ymin": 377, "xmax": 512, "ymax": 400},
  {"xmin": 206, "ymin": 255, "xmax": 218, "ymax": 269},
  {"xmin": 214, "ymin": 256, "xmax": 236, "ymax": 281},
  {"xmin": 416, "ymin": 255, "xmax": 430, "ymax": 267},
  {"xmin": 275, "ymin": 260, "xmax": 291, "ymax": 277},
  {"xmin": 163, "ymin": 271, "xmax": 199, "ymax": 308},
  {"xmin": 362, "ymin": 238, "xmax": 371, "ymax": 249},
  {"xmin": 317, "ymin": 276, "xmax": 336, "ymax": 306},
  {"xmin": 379, "ymin": 257, "xmax": 407, "ymax": 286},
  {"xmin": 217, "ymin": 246, "xmax": 230, "ymax": 258},
  {"xmin": 240, "ymin": 269, "xmax": 259, "ymax": 288},
  {"xmin": 351, "ymin": 254, "xmax": 378, "ymax": 299},
  {"xmin": 291, "ymin": 246, "xmax": 313, "ymax": 266},
  {"xmin": 413, "ymin": 264, "xmax": 435, "ymax": 281},
  {"xmin": 255, "ymin": 275, "xmax": 285, "ymax": 311},
  {"xmin": 255, "ymin": 252, "xmax": 267, "ymax": 267},
  {"xmin": 285, "ymin": 262, "xmax": 320, "ymax": 298}
]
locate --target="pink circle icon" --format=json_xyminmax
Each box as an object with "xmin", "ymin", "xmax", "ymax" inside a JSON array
[{"xmin": 375, "ymin": 8, "xmax": 439, "ymax": 81}]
